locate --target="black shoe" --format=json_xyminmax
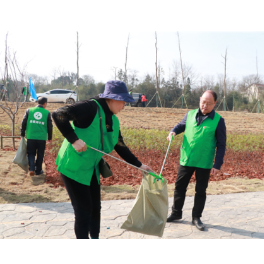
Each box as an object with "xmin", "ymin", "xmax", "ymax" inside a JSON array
[
  {"xmin": 167, "ymin": 213, "xmax": 182, "ymax": 222},
  {"xmin": 35, "ymin": 170, "xmax": 44, "ymax": 175},
  {"xmin": 192, "ymin": 217, "xmax": 205, "ymax": 231}
]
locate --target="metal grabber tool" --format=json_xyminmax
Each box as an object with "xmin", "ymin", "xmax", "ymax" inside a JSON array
[
  {"xmin": 158, "ymin": 134, "xmax": 173, "ymax": 181},
  {"xmin": 85, "ymin": 144, "xmax": 164, "ymax": 183}
]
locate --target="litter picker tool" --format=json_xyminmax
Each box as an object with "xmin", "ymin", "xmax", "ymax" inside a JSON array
[
  {"xmin": 159, "ymin": 134, "xmax": 173, "ymax": 177},
  {"xmin": 85, "ymin": 144, "xmax": 164, "ymax": 183}
]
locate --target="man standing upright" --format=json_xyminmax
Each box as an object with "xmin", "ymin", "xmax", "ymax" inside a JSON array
[
  {"xmin": 20, "ymin": 97, "xmax": 53, "ymax": 176},
  {"xmin": 167, "ymin": 90, "xmax": 226, "ymax": 231}
]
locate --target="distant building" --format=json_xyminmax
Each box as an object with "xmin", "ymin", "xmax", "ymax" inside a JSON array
[{"xmin": 246, "ymin": 84, "xmax": 264, "ymax": 102}]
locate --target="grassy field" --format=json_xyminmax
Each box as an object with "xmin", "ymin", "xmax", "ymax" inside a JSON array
[{"xmin": 1, "ymin": 102, "xmax": 264, "ymax": 203}]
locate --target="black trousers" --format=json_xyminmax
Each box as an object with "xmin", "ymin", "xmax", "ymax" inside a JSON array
[
  {"xmin": 61, "ymin": 172, "xmax": 101, "ymax": 239},
  {"xmin": 172, "ymin": 165, "xmax": 211, "ymax": 218},
  {"xmin": 27, "ymin": 139, "xmax": 46, "ymax": 173}
]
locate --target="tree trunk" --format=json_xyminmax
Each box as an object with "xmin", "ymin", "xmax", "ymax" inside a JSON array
[
  {"xmin": 12, "ymin": 116, "xmax": 15, "ymax": 149},
  {"xmin": 155, "ymin": 32, "xmax": 159, "ymax": 107}
]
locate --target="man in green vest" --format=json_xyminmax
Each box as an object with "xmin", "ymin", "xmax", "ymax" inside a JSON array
[
  {"xmin": 166, "ymin": 90, "xmax": 226, "ymax": 231},
  {"xmin": 20, "ymin": 97, "xmax": 53, "ymax": 176}
]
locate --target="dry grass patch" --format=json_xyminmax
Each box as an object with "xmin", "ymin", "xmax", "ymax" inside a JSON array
[
  {"xmin": 167, "ymin": 177, "xmax": 264, "ymax": 197},
  {"xmin": 0, "ymin": 149, "xmax": 70, "ymax": 204},
  {"xmin": 101, "ymin": 184, "xmax": 140, "ymax": 200},
  {"xmin": 2, "ymin": 102, "xmax": 264, "ymax": 135},
  {"xmin": 101, "ymin": 177, "xmax": 264, "ymax": 201}
]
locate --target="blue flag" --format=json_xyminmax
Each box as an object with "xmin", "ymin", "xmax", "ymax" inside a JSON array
[{"xmin": 29, "ymin": 77, "xmax": 37, "ymax": 100}]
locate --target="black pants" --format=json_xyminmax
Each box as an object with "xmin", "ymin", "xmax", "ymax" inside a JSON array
[
  {"xmin": 142, "ymin": 101, "xmax": 146, "ymax": 107},
  {"xmin": 61, "ymin": 172, "xmax": 101, "ymax": 239},
  {"xmin": 172, "ymin": 165, "xmax": 211, "ymax": 218},
  {"xmin": 27, "ymin": 139, "xmax": 46, "ymax": 173}
]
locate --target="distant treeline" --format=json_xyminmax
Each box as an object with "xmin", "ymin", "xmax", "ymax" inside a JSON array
[{"xmin": 5, "ymin": 69, "xmax": 264, "ymax": 112}]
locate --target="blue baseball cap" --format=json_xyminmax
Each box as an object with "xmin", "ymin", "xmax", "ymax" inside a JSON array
[{"xmin": 99, "ymin": 80, "xmax": 135, "ymax": 103}]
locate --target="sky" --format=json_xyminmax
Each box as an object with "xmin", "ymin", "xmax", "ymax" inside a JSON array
[{"xmin": 1, "ymin": 1, "xmax": 264, "ymax": 86}]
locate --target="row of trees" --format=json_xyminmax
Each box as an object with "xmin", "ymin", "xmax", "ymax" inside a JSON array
[{"xmin": 25, "ymin": 68, "xmax": 263, "ymax": 112}]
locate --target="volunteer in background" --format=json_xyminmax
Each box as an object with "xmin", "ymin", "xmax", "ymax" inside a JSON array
[
  {"xmin": 20, "ymin": 97, "xmax": 53, "ymax": 176},
  {"xmin": 167, "ymin": 90, "xmax": 226, "ymax": 231},
  {"xmin": 22, "ymin": 86, "xmax": 30, "ymax": 102},
  {"xmin": 52, "ymin": 80, "xmax": 152, "ymax": 239},
  {"xmin": 141, "ymin": 94, "xmax": 148, "ymax": 107},
  {"xmin": 128, "ymin": 89, "xmax": 133, "ymax": 106}
]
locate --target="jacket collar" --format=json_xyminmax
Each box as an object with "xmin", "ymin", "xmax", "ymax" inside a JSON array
[
  {"xmin": 91, "ymin": 95, "xmax": 113, "ymax": 116},
  {"xmin": 197, "ymin": 108, "xmax": 215, "ymax": 119}
]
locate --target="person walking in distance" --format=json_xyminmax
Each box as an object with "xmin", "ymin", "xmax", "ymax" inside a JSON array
[
  {"xmin": 20, "ymin": 97, "xmax": 53, "ymax": 176},
  {"xmin": 166, "ymin": 90, "xmax": 226, "ymax": 231},
  {"xmin": 22, "ymin": 86, "xmax": 30, "ymax": 102},
  {"xmin": 141, "ymin": 94, "xmax": 148, "ymax": 107}
]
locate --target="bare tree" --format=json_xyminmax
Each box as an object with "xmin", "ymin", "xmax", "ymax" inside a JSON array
[
  {"xmin": 177, "ymin": 32, "xmax": 188, "ymax": 108},
  {"xmin": 112, "ymin": 66, "xmax": 118, "ymax": 80},
  {"xmin": 66, "ymin": 33, "xmax": 81, "ymax": 103},
  {"xmin": 0, "ymin": 33, "xmax": 28, "ymax": 149},
  {"xmin": 256, "ymin": 51, "xmax": 260, "ymax": 113},
  {"xmin": 221, "ymin": 48, "xmax": 228, "ymax": 111},
  {"xmin": 231, "ymin": 78, "xmax": 237, "ymax": 112},
  {"xmin": 82, "ymin": 75, "xmax": 95, "ymax": 86},
  {"xmin": 182, "ymin": 63, "xmax": 198, "ymax": 86},
  {"xmin": 50, "ymin": 68, "xmax": 57, "ymax": 82},
  {"xmin": 128, "ymin": 69, "xmax": 139, "ymax": 89},
  {"xmin": 56, "ymin": 66, "xmax": 66, "ymax": 88},
  {"xmin": 155, "ymin": 32, "xmax": 162, "ymax": 107},
  {"xmin": 171, "ymin": 60, "xmax": 181, "ymax": 89},
  {"xmin": 76, "ymin": 31, "xmax": 80, "ymax": 87},
  {"xmin": 256, "ymin": 50, "xmax": 259, "ymax": 81},
  {"xmin": 124, "ymin": 34, "xmax": 130, "ymax": 85},
  {"xmin": 202, "ymin": 75, "xmax": 215, "ymax": 91}
]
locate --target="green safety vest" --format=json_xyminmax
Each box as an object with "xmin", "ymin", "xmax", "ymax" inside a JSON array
[
  {"xmin": 180, "ymin": 108, "xmax": 221, "ymax": 169},
  {"xmin": 23, "ymin": 87, "xmax": 29, "ymax": 95},
  {"xmin": 26, "ymin": 107, "xmax": 49, "ymax": 140},
  {"xmin": 55, "ymin": 100, "xmax": 119, "ymax": 186}
]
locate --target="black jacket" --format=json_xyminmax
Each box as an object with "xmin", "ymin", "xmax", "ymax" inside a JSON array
[{"xmin": 52, "ymin": 96, "xmax": 142, "ymax": 167}]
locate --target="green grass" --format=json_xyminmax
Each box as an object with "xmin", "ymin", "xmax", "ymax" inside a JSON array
[
  {"xmin": 226, "ymin": 133, "xmax": 264, "ymax": 151},
  {"xmin": 0, "ymin": 125, "xmax": 20, "ymax": 136},
  {"xmin": 1, "ymin": 125, "xmax": 264, "ymax": 153},
  {"xmin": 121, "ymin": 128, "xmax": 264, "ymax": 152}
]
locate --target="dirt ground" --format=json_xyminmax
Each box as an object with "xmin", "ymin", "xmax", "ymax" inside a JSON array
[
  {"xmin": 1, "ymin": 102, "xmax": 264, "ymax": 133},
  {"xmin": 1, "ymin": 102, "xmax": 264, "ymax": 203},
  {"xmin": 0, "ymin": 142, "xmax": 264, "ymax": 204}
]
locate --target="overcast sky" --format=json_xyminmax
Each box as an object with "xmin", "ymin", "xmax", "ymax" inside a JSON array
[{"xmin": 1, "ymin": 1, "xmax": 264, "ymax": 85}]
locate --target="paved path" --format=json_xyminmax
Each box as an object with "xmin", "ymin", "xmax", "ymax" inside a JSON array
[{"xmin": 0, "ymin": 191, "xmax": 263, "ymax": 239}]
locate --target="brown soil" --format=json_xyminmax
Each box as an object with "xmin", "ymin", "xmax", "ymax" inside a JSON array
[{"xmin": 1, "ymin": 102, "xmax": 264, "ymax": 133}]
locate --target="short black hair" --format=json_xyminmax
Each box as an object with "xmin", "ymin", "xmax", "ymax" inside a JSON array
[
  {"xmin": 37, "ymin": 97, "xmax": 47, "ymax": 105},
  {"xmin": 203, "ymin": 90, "xmax": 217, "ymax": 102}
]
